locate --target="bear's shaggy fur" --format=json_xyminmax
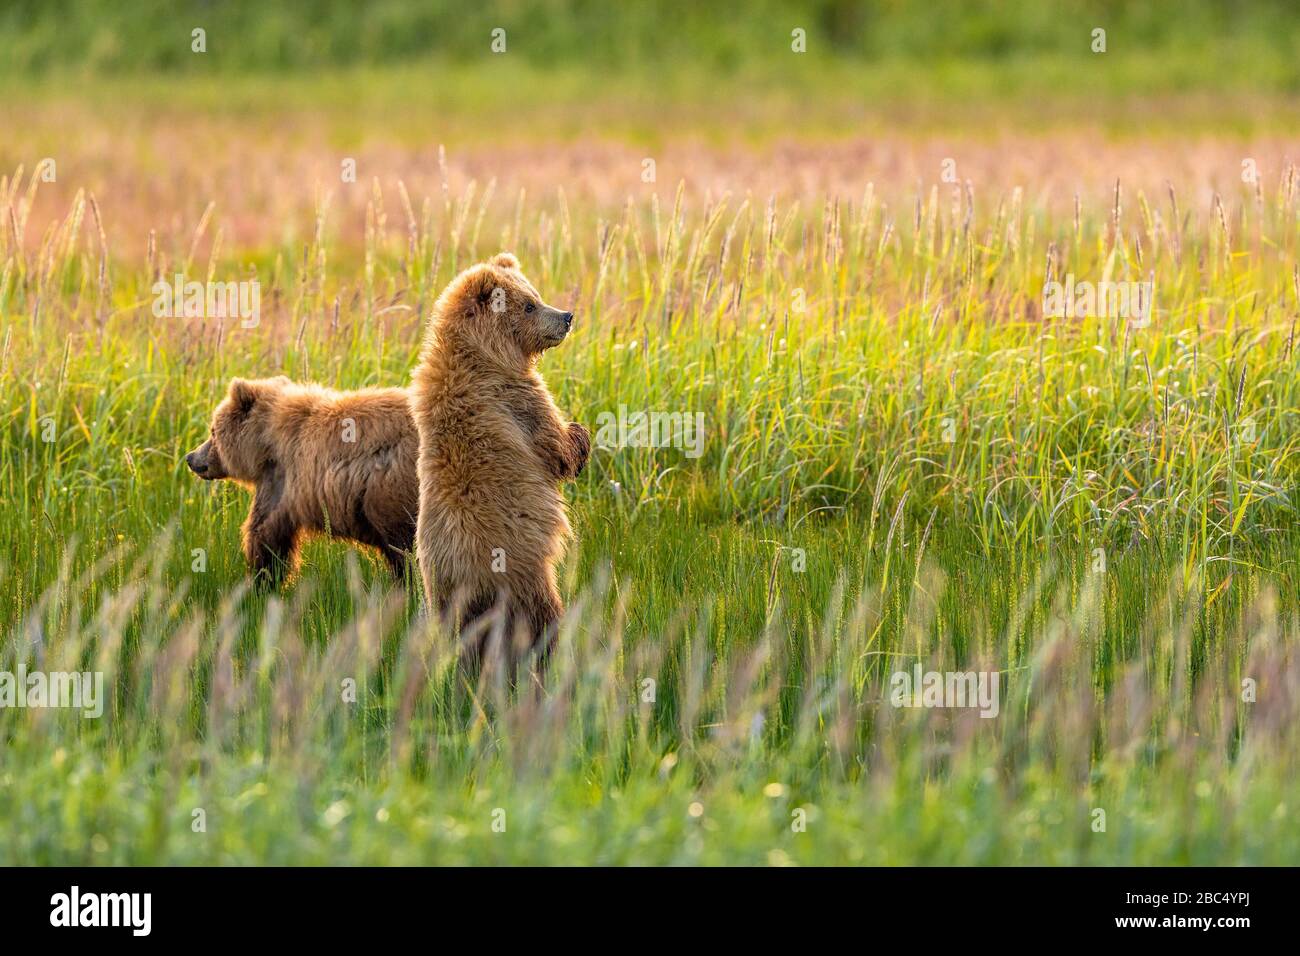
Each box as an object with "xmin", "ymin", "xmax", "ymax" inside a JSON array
[
  {"xmin": 411, "ymin": 252, "xmax": 589, "ymax": 663},
  {"xmin": 186, "ymin": 377, "xmax": 418, "ymax": 584}
]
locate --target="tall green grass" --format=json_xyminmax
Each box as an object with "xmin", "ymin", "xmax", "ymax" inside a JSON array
[
  {"xmin": 3, "ymin": 521, "xmax": 1298, "ymax": 864},
  {"xmin": 1, "ymin": 160, "xmax": 1298, "ymax": 863}
]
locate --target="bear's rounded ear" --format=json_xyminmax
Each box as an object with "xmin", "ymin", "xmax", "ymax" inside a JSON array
[
  {"xmin": 489, "ymin": 252, "xmax": 519, "ymax": 271},
  {"xmin": 229, "ymin": 378, "xmax": 259, "ymax": 413},
  {"xmin": 463, "ymin": 265, "xmax": 497, "ymax": 309}
]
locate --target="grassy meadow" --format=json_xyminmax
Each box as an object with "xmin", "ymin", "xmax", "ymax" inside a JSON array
[{"xmin": 3, "ymin": 2, "xmax": 1300, "ymax": 865}]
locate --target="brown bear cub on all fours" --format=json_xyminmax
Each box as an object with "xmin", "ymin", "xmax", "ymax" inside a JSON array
[
  {"xmin": 412, "ymin": 252, "xmax": 589, "ymax": 666},
  {"xmin": 185, "ymin": 377, "xmax": 419, "ymax": 584}
]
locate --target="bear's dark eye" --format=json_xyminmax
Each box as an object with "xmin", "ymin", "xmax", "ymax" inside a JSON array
[{"xmin": 525, "ymin": 302, "xmax": 535, "ymax": 314}]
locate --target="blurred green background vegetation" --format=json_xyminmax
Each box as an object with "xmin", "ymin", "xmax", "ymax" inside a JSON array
[{"xmin": 4, "ymin": 0, "xmax": 1300, "ymax": 94}]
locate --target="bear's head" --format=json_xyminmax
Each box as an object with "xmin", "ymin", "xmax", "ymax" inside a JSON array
[
  {"xmin": 433, "ymin": 252, "xmax": 574, "ymax": 366},
  {"xmin": 185, "ymin": 376, "xmax": 289, "ymax": 484}
]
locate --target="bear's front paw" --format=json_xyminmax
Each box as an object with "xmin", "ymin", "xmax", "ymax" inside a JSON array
[{"xmin": 567, "ymin": 422, "xmax": 591, "ymax": 476}]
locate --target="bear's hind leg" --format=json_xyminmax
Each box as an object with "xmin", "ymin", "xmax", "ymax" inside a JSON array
[
  {"xmin": 383, "ymin": 547, "xmax": 412, "ymax": 584},
  {"xmin": 516, "ymin": 584, "xmax": 564, "ymax": 671}
]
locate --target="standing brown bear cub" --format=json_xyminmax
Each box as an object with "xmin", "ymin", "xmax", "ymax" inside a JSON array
[
  {"xmin": 412, "ymin": 252, "xmax": 589, "ymax": 662},
  {"xmin": 186, "ymin": 377, "xmax": 418, "ymax": 584}
]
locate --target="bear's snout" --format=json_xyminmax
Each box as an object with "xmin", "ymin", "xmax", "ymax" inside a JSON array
[
  {"xmin": 546, "ymin": 308, "xmax": 573, "ymax": 341},
  {"xmin": 537, "ymin": 306, "xmax": 574, "ymax": 348},
  {"xmin": 186, "ymin": 440, "xmax": 218, "ymax": 479}
]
